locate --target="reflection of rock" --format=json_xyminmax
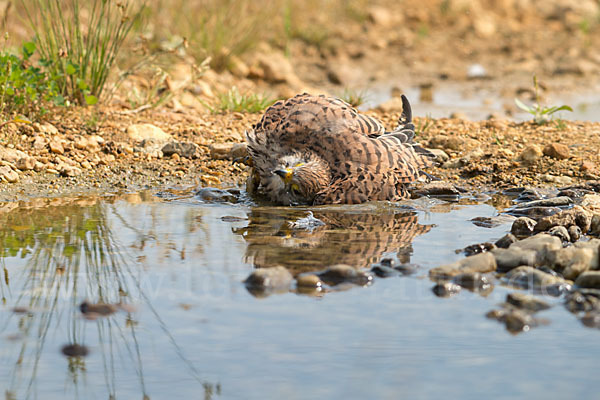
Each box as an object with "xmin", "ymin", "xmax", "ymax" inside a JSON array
[{"xmin": 234, "ymin": 208, "xmax": 432, "ymax": 273}]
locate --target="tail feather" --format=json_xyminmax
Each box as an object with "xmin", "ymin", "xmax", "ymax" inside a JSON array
[{"xmin": 382, "ymin": 94, "xmax": 415, "ymax": 143}]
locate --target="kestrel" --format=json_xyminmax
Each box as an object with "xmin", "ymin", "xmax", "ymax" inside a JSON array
[{"xmin": 246, "ymin": 93, "xmax": 434, "ymax": 205}]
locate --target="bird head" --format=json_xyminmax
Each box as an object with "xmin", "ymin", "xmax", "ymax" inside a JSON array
[{"xmin": 272, "ymin": 155, "xmax": 330, "ymax": 205}]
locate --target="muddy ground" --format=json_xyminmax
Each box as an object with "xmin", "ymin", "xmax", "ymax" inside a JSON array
[{"xmin": 1, "ymin": 0, "xmax": 600, "ymax": 200}]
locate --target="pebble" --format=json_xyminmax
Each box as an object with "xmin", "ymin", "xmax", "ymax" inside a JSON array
[
  {"xmin": 296, "ymin": 274, "xmax": 323, "ymax": 288},
  {"xmin": 506, "ymin": 292, "xmax": 551, "ymax": 312},
  {"xmin": 244, "ymin": 267, "xmax": 293, "ymax": 292},
  {"xmin": 413, "ymin": 181, "xmax": 461, "ymax": 199},
  {"xmin": 543, "ymin": 143, "xmax": 570, "ymax": 160},
  {"xmin": 575, "ymin": 271, "xmax": 600, "ymax": 289},
  {"xmin": 507, "ymin": 206, "xmax": 562, "ymax": 219},
  {"xmin": 127, "ymin": 123, "xmax": 172, "ymax": 142},
  {"xmin": 495, "ymin": 233, "xmax": 517, "ymax": 248},
  {"xmin": 565, "ymin": 289, "xmax": 600, "ymax": 313},
  {"xmin": 49, "ymin": 140, "xmax": 64, "ymax": 155},
  {"xmin": 486, "ymin": 307, "xmax": 541, "ymax": 334},
  {"xmin": 452, "ymin": 272, "xmax": 491, "ymax": 291},
  {"xmin": 514, "ymin": 196, "xmax": 573, "ymax": 209},
  {"xmin": 16, "ymin": 156, "xmax": 35, "ymax": 171},
  {"xmin": 0, "ymin": 166, "xmax": 19, "ymax": 183},
  {"xmin": 510, "ymin": 217, "xmax": 536, "ymax": 236},
  {"xmin": 568, "ymin": 225, "xmax": 582, "ymax": 242},
  {"xmin": 61, "ymin": 344, "xmax": 89, "ymax": 357},
  {"xmin": 509, "ymin": 233, "xmax": 562, "ymax": 255},
  {"xmin": 161, "ymin": 141, "xmax": 200, "ymax": 158},
  {"xmin": 504, "ymin": 266, "xmax": 567, "ymax": 292},
  {"xmin": 549, "ymin": 246, "xmax": 596, "ymax": 279},
  {"xmin": 428, "ymin": 148, "xmax": 449, "ymax": 162},
  {"xmin": 432, "ymin": 282, "xmax": 462, "ymax": 297},
  {"xmin": 209, "ymin": 142, "xmax": 248, "ymax": 160},
  {"xmin": 429, "ymin": 252, "xmax": 497, "ymax": 280},
  {"xmin": 515, "ymin": 188, "xmax": 543, "ymax": 202},
  {"xmin": 459, "ymin": 242, "xmax": 495, "ymax": 257},
  {"xmin": 548, "ymin": 225, "xmax": 570, "ymax": 242},
  {"xmin": 518, "ymin": 145, "xmax": 543, "ymax": 165},
  {"xmin": 428, "ymin": 134, "xmax": 464, "ymax": 151},
  {"xmin": 590, "ymin": 215, "xmax": 600, "ymax": 236},
  {"xmin": 540, "ymin": 174, "xmax": 573, "ymax": 186},
  {"xmin": 80, "ymin": 301, "xmax": 118, "ymax": 318},
  {"xmin": 371, "ymin": 265, "xmax": 399, "ymax": 278},
  {"xmin": 581, "ymin": 312, "xmax": 600, "ymax": 328},
  {"xmin": 196, "ymin": 188, "xmax": 238, "ymax": 203},
  {"xmin": 318, "ymin": 264, "xmax": 372, "ymax": 286},
  {"xmin": 491, "ymin": 247, "xmax": 537, "ymax": 272}
]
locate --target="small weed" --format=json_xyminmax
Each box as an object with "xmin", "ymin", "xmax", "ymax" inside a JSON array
[
  {"xmin": 554, "ymin": 119, "xmax": 567, "ymax": 131},
  {"xmin": 415, "ymin": 114, "xmax": 434, "ymax": 136},
  {"xmin": 21, "ymin": 0, "xmax": 146, "ymax": 105},
  {"xmin": 514, "ymin": 75, "xmax": 572, "ymax": 125},
  {"xmin": 210, "ymin": 87, "xmax": 274, "ymax": 114},
  {"xmin": 339, "ymin": 88, "xmax": 368, "ymax": 108}
]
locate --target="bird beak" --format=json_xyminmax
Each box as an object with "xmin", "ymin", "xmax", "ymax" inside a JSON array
[{"xmin": 274, "ymin": 168, "xmax": 293, "ymax": 184}]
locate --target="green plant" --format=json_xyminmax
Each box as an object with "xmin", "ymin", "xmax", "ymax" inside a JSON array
[
  {"xmin": 209, "ymin": 87, "xmax": 274, "ymax": 114},
  {"xmin": 554, "ymin": 119, "xmax": 567, "ymax": 131},
  {"xmin": 514, "ymin": 75, "xmax": 573, "ymax": 124},
  {"xmin": 415, "ymin": 113, "xmax": 434, "ymax": 135},
  {"xmin": 20, "ymin": 0, "xmax": 146, "ymax": 105},
  {"xmin": 0, "ymin": 40, "xmax": 58, "ymax": 119},
  {"xmin": 339, "ymin": 87, "xmax": 367, "ymax": 107}
]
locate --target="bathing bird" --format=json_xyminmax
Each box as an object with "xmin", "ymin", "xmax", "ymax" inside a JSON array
[{"xmin": 246, "ymin": 93, "xmax": 433, "ymax": 205}]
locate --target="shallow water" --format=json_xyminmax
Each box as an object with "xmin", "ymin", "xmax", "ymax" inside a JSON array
[{"xmin": 0, "ymin": 190, "xmax": 598, "ymax": 399}]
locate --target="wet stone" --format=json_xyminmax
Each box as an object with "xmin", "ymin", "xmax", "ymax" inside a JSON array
[
  {"xmin": 80, "ymin": 301, "xmax": 118, "ymax": 318},
  {"xmin": 429, "ymin": 252, "xmax": 497, "ymax": 280},
  {"xmin": 568, "ymin": 225, "xmax": 582, "ymax": 242},
  {"xmin": 548, "ymin": 246, "xmax": 596, "ymax": 280},
  {"xmin": 296, "ymin": 274, "xmax": 322, "ymax": 288},
  {"xmin": 509, "ymin": 233, "xmax": 562, "ymax": 257},
  {"xmin": 548, "ymin": 225, "xmax": 570, "ymax": 242},
  {"xmin": 575, "ymin": 271, "xmax": 600, "ymax": 289},
  {"xmin": 412, "ymin": 181, "xmax": 461, "ymax": 199},
  {"xmin": 394, "ymin": 263, "xmax": 419, "ymax": 275},
  {"xmin": 506, "ymin": 292, "xmax": 551, "ymax": 312},
  {"xmin": 452, "ymin": 272, "xmax": 491, "ymax": 291},
  {"xmin": 486, "ymin": 307, "xmax": 543, "ymax": 334},
  {"xmin": 318, "ymin": 264, "xmax": 372, "ymax": 286},
  {"xmin": 470, "ymin": 215, "xmax": 515, "ymax": 228},
  {"xmin": 534, "ymin": 206, "xmax": 592, "ymax": 234},
  {"xmin": 511, "ymin": 217, "xmax": 536, "ymax": 237},
  {"xmin": 515, "ymin": 196, "xmax": 573, "ymax": 209},
  {"xmin": 515, "ymin": 189, "xmax": 543, "ymax": 202},
  {"xmin": 459, "ymin": 242, "xmax": 495, "ymax": 257},
  {"xmin": 244, "ymin": 267, "xmax": 293, "ymax": 292},
  {"xmin": 491, "ymin": 247, "xmax": 537, "ymax": 273},
  {"xmin": 432, "ymin": 282, "xmax": 462, "ymax": 297},
  {"xmin": 581, "ymin": 312, "xmax": 600, "ymax": 328},
  {"xmin": 195, "ymin": 188, "xmax": 238, "ymax": 203},
  {"xmin": 504, "ymin": 266, "xmax": 568, "ymax": 292},
  {"xmin": 495, "ymin": 233, "xmax": 517, "ymax": 249},
  {"xmin": 61, "ymin": 344, "xmax": 89, "ymax": 357},
  {"xmin": 371, "ymin": 265, "xmax": 399, "ymax": 278},
  {"xmin": 565, "ymin": 290, "xmax": 600, "ymax": 313},
  {"xmin": 508, "ymin": 206, "xmax": 562, "ymax": 220}
]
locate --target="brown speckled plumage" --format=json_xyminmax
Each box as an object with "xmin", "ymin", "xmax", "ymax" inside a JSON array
[{"xmin": 246, "ymin": 93, "xmax": 433, "ymax": 205}]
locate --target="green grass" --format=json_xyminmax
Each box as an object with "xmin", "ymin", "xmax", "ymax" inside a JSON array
[
  {"xmin": 415, "ymin": 114, "xmax": 434, "ymax": 136},
  {"xmin": 514, "ymin": 75, "xmax": 573, "ymax": 125},
  {"xmin": 20, "ymin": 0, "xmax": 146, "ymax": 105},
  {"xmin": 339, "ymin": 88, "xmax": 368, "ymax": 107},
  {"xmin": 210, "ymin": 87, "xmax": 274, "ymax": 114}
]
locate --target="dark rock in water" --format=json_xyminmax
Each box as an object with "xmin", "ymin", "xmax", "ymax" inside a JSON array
[
  {"xmin": 548, "ymin": 225, "xmax": 570, "ymax": 242},
  {"xmin": 470, "ymin": 216, "xmax": 513, "ymax": 228},
  {"xmin": 534, "ymin": 207, "xmax": 592, "ymax": 233},
  {"xmin": 506, "ymin": 292, "xmax": 551, "ymax": 312},
  {"xmin": 318, "ymin": 264, "xmax": 372, "ymax": 286},
  {"xmin": 509, "ymin": 233, "xmax": 562, "ymax": 259},
  {"xmin": 61, "ymin": 344, "xmax": 89, "ymax": 357},
  {"xmin": 515, "ymin": 188, "xmax": 543, "ymax": 202},
  {"xmin": 575, "ymin": 271, "xmax": 600, "ymax": 289},
  {"xmin": 491, "ymin": 247, "xmax": 537, "ymax": 273},
  {"xmin": 502, "ymin": 187, "xmax": 528, "ymax": 197},
  {"xmin": 296, "ymin": 274, "xmax": 323, "ymax": 288},
  {"xmin": 547, "ymin": 246, "xmax": 596, "ymax": 280},
  {"xmin": 511, "ymin": 217, "xmax": 536, "ymax": 237},
  {"xmin": 161, "ymin": 141, "xmax": 200, "ymax": 158},
  {"xmin": 504, "ymin": 266, "xmax": 568, "ymax": 292},
  {"xmin": 371, "ymin": 265, "xmax": 399, "ymax": 278},
  {"xmin": 458, "ymin": 242, "xmax": 495, "ymax": 257},
  {"xmin": 413, "ymin": 181, "xmax": 461, "ymax": 200},
  {"xmin": 565, "ymin": 290, "xmax": 600, "ymax": 313},
  {"xmin": 394, "ymin": 263, "xmax": 419, "ymax": 275},
  {"xmin": 507, "ymin": 206, "xmax": 562, "ymax": 219},
  {"xmin": 452, "ymin": 272, "xmax": 491, "ymax": 290},
  {"xmin": 495, "ymin": 233, "xmax": 517, "ymax": 249},
  {"xmin": 514, "ymin": 196, "xmax": 573, "ymax": 209},
  {"xmin": 486, "ymin": 307, "xmax": 546, "ymax": 334},
  {"xmin": 196, "ymin": 188, "xmax": 238, "ymax": 203},
  {"xmin": 581, "ymin": 312, "xmax": 600, "ymax": 328},
  {"xmin": 220, "ymin": 215, "xmax": 248, "ymax": 222},
  {"xmin": 429, "ymin": 252, "xmax": 497, "ymax": 281},
  {"xmin": 80, "ymin": 301, "xmax": 118, "ymax": 318},
  {"xmin": 432, "ymin": 282, "xmax": 462, "ymax": 297},
  {"xmin": 558, "ymin": 188, "xmax": 594, "ymax": 199},
  {"xmin": 568, "ymin": 225, "xmax": 582, "ymax": 242},
  {"xmin": 244, "ymin": 267, "xmax": 293, "ymax": 296},
  {"xmin": 380, "ymin": 258, "xmax": 395, "ymax": 267}
]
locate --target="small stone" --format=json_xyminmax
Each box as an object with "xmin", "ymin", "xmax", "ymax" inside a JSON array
[
  {"xmin": 540, "ymin": 174, "xmax": 573, "ymax": 186},
  {"xmin": 127, "ymin": 123, "xmax": 172, "ymax": 142},
  {"xmin": 61, "ymin": 344, "xmax": 89, "ymax": 357},
  {"xmin": 504, "ymin": 266, "xmax": 566, "ymax": 291},
  {"xmin": 367, "ymin": 6, "xmax": 393, "ymax": 26},
  {"xmin": 543, "ymin": 143, "xmax": 570, "ymax": 160},
  {"xmin": 575, "ymin": 271, "xmax": 600, "ymax": 289},
  {"xmin": 511, "ymin": 217, "xmax": 537, "ymax": 236},
  {"xmin": 491, "ymin": 247, "xmax": 537, "ymax": 273},
  {"xmin": 432, "ymin": 282, "xmax": 462, "ymax": 297},
  {"xmin": 534, "ymin": 206, "xmax": 591, "ymax": 233},
  {"xmin": 548, "ymin": 225, "xmax": 570, "ymax": 242},
  {"xmin": 0, "ymin": 166, "xmax": 19, "ymax": 183},
  {"xmin": 427, "ymin": 148, "xmax": 449, "ymax": 162},
  {"xmin": 581, "ymin": 312, "xmax": 600, "ymax": 328},
  {"xmin": 161, "ymin": 141, "xmax": 200, "ymax": 158},
  {"xmin": 565, "ymin": 290, "xmax": 600, "ymax": 313},
  {"xmin": 506, "ymin": 292, "xmax": 551, "ymax": 312},
  {"xmin": 244, "ymin": 267, "xmax": 293, "ymax": 292},
  {"xmin": 508, "ymin": 206, "xmax": 562, "ymax": 220},
  {"xmin": 49, "ymin": 140, "xmax": 64, "ymax": 155},
  {"xmin": 515, "ymin": 196, "xmax": 573, "ymax": 209},
  {"xmin": 518, "ymin": 145, "xmax": 543, "ymax": 165},
  {"xmin": 428, "ymin": 135, "xmax": 464, "ymax": 151},
  {"xmin": 452, "ymin": 272, "xmax": 491, "ymax": 290},
  {"xmin": 296, "ymin": 274, "xmax": 322, "ymax": 288},
  {"xmin": 59, "ymin": 165, "xmax": 82, "ymax": 177},
  {"xmin": 429, "ymin": 252, "xmax": 497, "ymax": 280},
  {"xmin": 16, "ymin": 156, "xmax": 36, "ymax": 171},
  {"xmin": 318, "ymin": 264, "xmax": 372, "ymax": 286},
  {"xmin": 581, "ymin": 194, "xmax": 600, "ymax": 213},
  {"xmin": 371, "ymin": 265, "xmax": 399, "ymax": 278},
  {"xmin": 413, "ymin": 181, "xmax": 460, "ymax": 198},
  {"xmin": 39, "ymin": 123, "xmax": 58, "ymax": 135},
  {"xmin": 581, "ymin": 161, "xmax": 596, "ymax": 173},
  {"xmin": 495, "ymin": 233, "xmax": 517, "ymax": 249},
  {"xmin": 209, "ymin": 143, "xmax": 247, "ymax": 160},
  {"xmin": 569, "ymin": 225, "xmax": 582, "ymax": 242}
]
